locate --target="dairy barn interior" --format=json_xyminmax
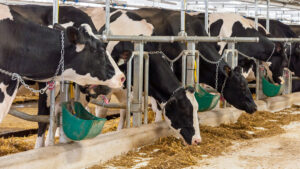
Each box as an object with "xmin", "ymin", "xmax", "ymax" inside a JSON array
[{"xmin": 1, "ymin": 0, "xmax": 300, "ymax": 168}]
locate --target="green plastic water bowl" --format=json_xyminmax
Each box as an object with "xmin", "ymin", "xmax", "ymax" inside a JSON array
[
  {"xmin": 194, "ymin": 85, "xmax": 220, "ymax": 112},
  {"xmin": 62, "ymin": 101, "xmax": 106, "ymax": 141},
  {"xmin": 262, "ymin": 77, "xmax": 284, "ymax": 97}
]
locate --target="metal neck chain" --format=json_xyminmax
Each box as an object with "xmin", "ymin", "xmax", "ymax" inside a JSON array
[
  {"xmin": 266, "ymin": 44, "xmax": 276, "ymax": 62},
  {"xmin": 166, "ymin": 86, "xmax": 184, "ymax": 104},
  {"xmin": 149, "ymin": 50, "xmax": 228, "ymax": 96},
  {"xmin": 0, "ymin": 31, "xmax": 65, "ymax": 94}
]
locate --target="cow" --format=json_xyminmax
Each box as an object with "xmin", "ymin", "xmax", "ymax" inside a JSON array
[
  {"xmin": 0, "ymin": 4, "xmax": 125, "ymax": 130},
  {"xmin": 7, "ymin": 5, "xmax": 202, "ymax": 146},
  {"xmin": 204, "ymin": 13, "xmax": 288, "ymax": 85},
  {"xmin": 94, "ymin": 8, "xmax": 257, "ymax": 131},
  {"xmin": 255, "ymin": 19, "xmax": 300, "ymax": 92}
]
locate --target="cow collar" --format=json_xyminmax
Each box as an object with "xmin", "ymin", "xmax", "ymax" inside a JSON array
[{"xmin": 165, "ymin": 86, "xmax": 184, "ymax": 104}]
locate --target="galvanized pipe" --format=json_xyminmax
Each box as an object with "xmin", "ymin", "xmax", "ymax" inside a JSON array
[
  {"xmin": 205, "ymin": 0, "xmax": 209, "ymax": 34},
  {"xmin": 52, "ymin": 0, "xmax": 58, "ymax": 24},
  {"xmin": 266, "ymin": 0, "xmax": 270, "ymax": 32},
  {"xmin": 180, "ymin": 0, "xmax": 185, "ymax": 35},
  {"xmin": 292, "ymin": 76, "xmax": 300, "ymax": 80},
  {"xmin": 255, "ymin": 0, "xmax": 258, "ymax": 30},
  {"xmin": 268, "ymin": 38, "xmax": 300, "ymax": 42},
  {"xmin": 195, "ymin": 52, "xmax": 200, "ymax": 89},
  {"xmin": 9, "ymin": 109, "xmax": 49, "ymax": 123},
  {"xmin": 144, "ymin": 54, "xmax": 149, "ymax": 125},
  {"xmin": 98, "ymin": 35, "xmax": 259, "ymax": 43},
  {"xmin": 90, "ymin": 100, "xmax": 126, "ymax": 109},
  {"xmin": 181, "ymin": 53, "xmax": 187, "ymax": 87},
  {"xmin": 104, "ymin": 0, "xmax": 110, "ymax": 36},
  {"xmin": 126, "ymin": 54, "xmax": 134, "ymax": 128},
  {"xmin": 74, "ymin": 84, "xmax": 80, "ymax": 102},
  {"xmin": 248, "ymin": 83, "xmax": 256, "ymax": 88}
]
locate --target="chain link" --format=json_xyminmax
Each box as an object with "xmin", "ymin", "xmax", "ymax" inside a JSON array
[
  {"xmin": 0, "ymin": 31, "xmax": 65, "ymax": 94},
  {"xmin": 149, "ymin": 50, "xmax": 228, "ymax": 96}
]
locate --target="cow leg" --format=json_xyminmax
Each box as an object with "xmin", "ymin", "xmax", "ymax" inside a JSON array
[
  {"xmin": 0, "ymin": 80, "xmax": 18, "ymax": 123},
  {"xmin": 35, "ymin": 83, "xmax": 50, "ymax": 148},
  {"xmin": 150, "ymin": 97, "xmax": 162, "ymax": 122},
  {"xmin": 117, "ymin": 109, "xmax": 126, "ymax": 130}
]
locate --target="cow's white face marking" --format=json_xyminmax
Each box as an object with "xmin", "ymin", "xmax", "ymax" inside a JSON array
[
  {"xmin": 0, "ymin": 82, "xmax": 18, "ymax": 123},
  {"xmin": 185, "ymin": 91, "xmax": 202, "ymax": 143},
  {"xmin": 76, "ymin": 44, "xmax": 85, "ymax": 52},
  {"xmin": 262, "ymin": 61, "xmax": 274, "ymax": 82},
  {"xmin": 0, "ymin": 4, "xmax": 13, "ymax": 21},
  {"xmin": 48, "ymin": 21, "xmax": 74, "ymax": 29},
  {"xmin": 81, "ymin": 23, "xmax": 99, "ymax": 40},
  {"xmin": 242, "ymin": 67, "xmax": 256, "ymax": 82},
  {"xmin": 107, "ymin": 11, "xmax": 154, "ymax": 53}
]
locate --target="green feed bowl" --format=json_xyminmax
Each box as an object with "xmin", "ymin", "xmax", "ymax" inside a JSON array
[
  {"xmin": 194, "ymin": 85, "xmax": 220, "ymax": 112},
  {"xmin": 62, "ymin": 101, "xmax": 106, "ymax": 141},
  {"xmin": 262, "ymin": 77, "xmax": 284, "ymax": 97}
]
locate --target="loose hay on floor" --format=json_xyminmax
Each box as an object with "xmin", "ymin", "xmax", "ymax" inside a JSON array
[
  {"xmin": 91, "ymin": 105, "xmax": 300, "ymax": 169},
  {"xmin": 0, "ymin": 135, "xmax": 36, "ymax": 156}
]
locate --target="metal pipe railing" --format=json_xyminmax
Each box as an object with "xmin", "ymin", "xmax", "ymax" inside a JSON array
[
  {"xmin": 98, "ymin": 35, "xmax": 259, "ymax": 43},
  {"xmin": 90, "ymin": 100, "xmax": 126, "ymax": 109},
  {"xmin": 8, "ymin": 109, "xmax": 49, "ymax": 123},
  {"xmin": 268, "ymin": 38, "xmax": 300, "ymax": 42},
  {"xmin": 143, "ymin": 54, "xmax": 149, "ymax": 125},
  {"xmin": 292, "ymin": 76, "xmax": 300, "ymax": 80}
]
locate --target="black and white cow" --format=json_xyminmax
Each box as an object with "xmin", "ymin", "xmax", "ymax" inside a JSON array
[
  {"xmin": 7, "ymin": 5, "xmax": 201, "ymax": 145},
  {"xmin": 205, "ymin": 13, "xmax": 288, "ymax": 85},
  {"xmin": 130, "ymin": 9, "xmax": 257, "ymax": 113},
  {"xmin": 255, "ymin": 19, "xmax": 300, "ymax": 92},
  {"xmin": 0, "ymin": 4, "xmax": 125, "ymax": 124}
]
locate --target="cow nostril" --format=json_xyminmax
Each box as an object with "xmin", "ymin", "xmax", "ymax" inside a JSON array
[
  {"xmin": 121, "ymin": 77, "xmax": 125, "ymax": 83},
  {"xmin": 193, "ymin": 138, "xmax": 201, "ymax": 145}
]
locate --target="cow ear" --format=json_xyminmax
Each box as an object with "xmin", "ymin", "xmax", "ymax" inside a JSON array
[
  {"xmin": 223, "ymin": 65, "xmax": 232, "ymax": 77},
  {"xmin": 53, "ymin": 23, "xmax": 65, "ymax": 31},
  {"xmin": 66, "ymin": 26, "xmax": 80, "ymax": 44}
]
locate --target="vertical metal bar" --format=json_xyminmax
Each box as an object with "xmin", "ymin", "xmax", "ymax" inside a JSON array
[
  {"xmin": 181, "ymin": 53, "xmax": 187, "ymax": 87},
  {"xmin": 48, "ymin": 87, "xmax": 56, "ymax": 146},
  {"xmin": 195, "ymin": 52, "xmax": 200, "ymax": 90},
  {"xmin": 48, "ymin": 0, "xmax": 59, "ymax": 146},
  {"xmin": 227, "ymin": 43, "xmax": 237, "ymax": 68},
  {"xmin": 132, "ymin": 43, "xmax": 144, "ymax": 127},
  {"xmin": 126, "ymin": 54, "xmax": 133, "ymax": 128},
  {"xmin": 205, "ymin": 0, "xmax": 209, "ymax": 34},
  {"xmin": 58, "ymin": 81, "xmax": 70, "ymax": 144},
  {"xmin": 266, "ymin": 0, "xmax": 270, "ymax": 32},
  {"xmin": 104, "ymin": 0, "xmax": 110, "ymax": 36},
  {"xmin": 52, "ymin": 0, "xmax": 59, "ymax": 24},
  {"xmin": 186, "ymin": 42, "xmax": 196, "ymax": 86},
  {"xmin": 74, "ymin": 84, "xmax": 80, "ymax": 102},
  {"xmin": 179, "ymin": 0, "xmax": 186, "ymax": 36},
  {"xmin": 283, "ymin": 69, "xmax": 292, "ymax": 95},
  {"xmin": 255, "ymin": 0, "xmax": 258, "ymax": 30},
  {"xmin": 144, "ymin": 54, "xmax": 149, "ymax": 125},
  {"xmin": 256, "ymin": 60, "xmax": 266, "ymax": 100}
]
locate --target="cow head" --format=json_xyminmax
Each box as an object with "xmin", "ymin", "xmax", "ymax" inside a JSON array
[
  {"xmin": 163, "ymin": 86, "xmax": 201, "ymax": 145},
  {"xmin": 62, "ymin": 24, "xmax": 125, "ymax": 88},
  {"xmin": 222, "ymin": 66, "xmax": 257, "ymax": 114}
]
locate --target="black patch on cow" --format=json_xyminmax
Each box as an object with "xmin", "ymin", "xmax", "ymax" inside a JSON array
[
  {"xmin": 209, "ymin": 19, "xmax": 223, "ymax": 36},
  {"xmin": 37, "ymin": 83, "xmax": 50, "ymax": 137},
  {"xmin": 126, "ymin": 12, "xmax": 143, "ymax": 21},
  {"xmin": 0, "ymin": 88, "xmax": 4, "ymax": 103},
  {"xmin": 110, "ymin": 11, "xmax": 122, "ymax": 23}
]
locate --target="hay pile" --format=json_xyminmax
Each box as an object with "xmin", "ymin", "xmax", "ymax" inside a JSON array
[
  {"xmin": 0, "ymin": 135, "xmax": 36, "ymax": 156},
  {"xmin": 91, "ymin": 105, "xmax": 300, "ymax": 169}
]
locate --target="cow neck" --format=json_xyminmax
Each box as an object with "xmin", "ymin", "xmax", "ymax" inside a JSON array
[{"xmin": 0, "ymin": 20, "xmax": 68, "ymax": 80}]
